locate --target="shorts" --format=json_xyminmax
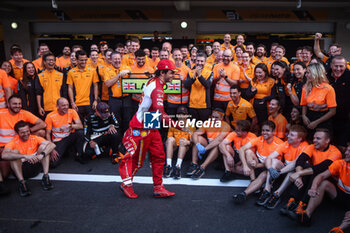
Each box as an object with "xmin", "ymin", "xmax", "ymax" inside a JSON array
[
  {"xmin": 333, "ymin": 185, "xmax": 350, "ymax": 209},
  {"xmin": 254, "ymin": 167, "xmax": 267, "ymax": 178},
  {"xmin": 233, "ymin": 150, "xmax": 241, "ymax": 164},
  {"xmin": 22, "ymin": 161, "xmax": 42, "ymax": 179}
]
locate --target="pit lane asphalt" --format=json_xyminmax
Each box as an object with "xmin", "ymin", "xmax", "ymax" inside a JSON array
[{"xmin": 0, "ymin": 156, "xmax": 345, "ymax": 233}]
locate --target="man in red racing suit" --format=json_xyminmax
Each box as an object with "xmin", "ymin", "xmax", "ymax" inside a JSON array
[{"xmin": 119, "ymin": 59, "xmax": 181, "ymax": 198}]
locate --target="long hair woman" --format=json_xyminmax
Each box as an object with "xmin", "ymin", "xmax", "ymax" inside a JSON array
[{"xmin": 300, "ymin": 63, "xmax": 336, "ymax": 137}]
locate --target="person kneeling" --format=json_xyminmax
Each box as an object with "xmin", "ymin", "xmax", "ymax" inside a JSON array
[{"xmin": 2, "ymin": 121, "xmax": 56, "ymax": 196}]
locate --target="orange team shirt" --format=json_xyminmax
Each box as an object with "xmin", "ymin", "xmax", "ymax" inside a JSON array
[
  {"xmin": 5, "ymin": 135, "xmax": 45, "ymax": 156},
  {"xmin": 66, "ymin": 66, "xmax": 99, "ymax": 106},
  {"xmin": 300, "ymin": 82, "xmax": 337, "ymax": 111},
  {"xmin": 275, "ymin": 141, "xmax": 309, "ymax": 165},
  {"xmin": 206, "ymin": 54, "xmax": 216, "ymax": 65},
  {"xmin": 220, "ymin": 43, "xmax": 234, "ymax": 52},
  {"xmin": 250, "ymin": 78, "xmax": 275, "ymax": 100},
  {"xmin": 167, "ymin": 63, "xmax": 190, "ymax": 105},
  {"xmin": 12, "ymin": 63, "xmax": 24, "ymax": 80},
  {"xmin": 122, "ymin": 53, "xmax": 151, "ymax": 67},
  {"xmin": 329, "ymin": 159, "xmax": 350, "ymax": 194},
  {"xmin": 32, "ymin": 57, "xmax": 60, "ymax": 71},
  {"xmin": 239, "ymin": 64, "xmax": 255, "ymax": 89},
  {"xmin": 148, "ymin": 58, "xmax": 160, "ymax": 70},
  {"xmin": 200, "ymin": 120, "xmax": 231, "ymax": 142},
  {"xmin": 9, "ymin": 58, "xmax": 30, "ymax": 65},
  {"xmin": 57, "ymin": 56, "xmax": 71, "ymax": 69},
  {"xmin": 167, "ymin": 127, "xmax": 195, "ymax": 146},
  {"xmin": 225, "ymin": 131, "xmax": 257, "ymax": 151},
  {"xmin": 250, "ymin": 56, "xmax": 262, "ymax": 66},
  {"xmin": 104, "ymin": 65, "xmax": 131, "ymax": 98},
  {"xmin": 0, "ymin": 109, "xmax": 39, "ymax": 146},
  {"xmin": 0, "ymin": 70, "xmax": 10, "ymax": 108},
  {"xmin": 98, "ymin": 63, "xmax": 114, "ymax": 101},
  {"xmin": 87, "ymin": 58, "xmax": 105, "ymax": 68},
  {"xmin": 10, "ymin": 59, "xmax": 30, "ymax": 80},
  {"xmin": 303, "ymin": 144, "xmax": 342, "ymax": 166},
  {"xmin": 268, "ymin": 113, "xmax": 288, "ymax": 139},
  {"xmin": 250, "ymin": 136, "xmax": 284, "ymax": 163},
  {"xmin": 7, "ymin": 76, "xmax": 18, "ymax": 93},
  {"xmin": 225, "ymin": 97, "xmax": 256, "ymax": 128},
  {"xmin": 37, "ymin": 69, "xmax": 64, "ymax": 112},
  {"xmin": 130, "ymin": 64, "xmax": 154, "ymax": 101},
  {"xmin": 254, "ymin": 56, "xmax": 269, "ymax": 65},
  {"xmin": 213, "ymin": 62, "xmax": 240, "ymax": 101},
  {"xmin": 45, "ymin": 109, "xmax": 80, "ymax": 142},
  {"xmin": 187, "ymin": 68, "xmax": 213, "ymax": 109}
]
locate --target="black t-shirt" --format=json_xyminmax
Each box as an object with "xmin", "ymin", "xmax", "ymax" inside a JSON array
[{"xmin": 327, "ymin": 69, "xmax": 350, "ymax": 120}]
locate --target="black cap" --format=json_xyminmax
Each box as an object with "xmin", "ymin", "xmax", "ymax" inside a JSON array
[{"xmin": 96, "ymin": 102, "xmax": 110, "ymax": 118}]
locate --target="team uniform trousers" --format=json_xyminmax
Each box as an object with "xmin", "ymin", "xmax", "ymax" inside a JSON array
[{"xmin": 119, "ymin": 127, "xmax": 165, "ymax": 186}]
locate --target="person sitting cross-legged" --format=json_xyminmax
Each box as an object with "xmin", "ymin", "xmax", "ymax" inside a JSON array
[{"xmin": 2, "ymin": 121, "xmax": 56, "ymax": 197}]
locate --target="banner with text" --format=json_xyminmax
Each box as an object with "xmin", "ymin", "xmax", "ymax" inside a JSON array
[{"xmin": 122, "ymin": 78, "xmax": 182, "ymax": 94}]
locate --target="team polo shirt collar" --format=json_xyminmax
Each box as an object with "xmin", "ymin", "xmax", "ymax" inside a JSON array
[{"xmin": 232, "ymin": 97, "xmax": 243, "ymax": 108}]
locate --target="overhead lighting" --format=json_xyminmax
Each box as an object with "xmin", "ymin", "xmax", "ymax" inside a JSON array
[
  {"xmin": 297, "ymin": 0, "xmax": 302, "ymax": 8},
  {"xmin": 52, "ymin": 0, "xmax": 58, "ymax": 9},
  {"xmin": 11, "ymin": 22, "xmax": 18, "ymax": 29},
  {"xmin": 181, "ymin": 21, "xmax": 188, "ymax": 29}
]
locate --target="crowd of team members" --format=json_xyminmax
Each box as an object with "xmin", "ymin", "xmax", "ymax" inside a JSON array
[{"xmin": 0, "ymin": 32, "xmax": 349, "ymax": 232}]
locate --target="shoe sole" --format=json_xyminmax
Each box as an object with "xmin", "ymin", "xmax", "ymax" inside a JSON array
[
  {"xmin": 119, "ymin": 185, "xmax": 138, "ymax": 199},
  {"xmin": 153, "ymin": 193, "xmax": 175, "ymax": 198},
  {"xmin": 41, "ymin": 182, "xmax": 54, "ymax": 191},
  {"xmin": 19, "ymin": 190, "xmax": 31, "ymax": 197},
  {"xmin": 191, "ymin": 170, "xmax": 205, "ymax": 180},
  {"xmin": 265, "ymin": 199, "xmax": 281, "ymax": 209},
  {"xmin": 186, "ymin": 170, "xmax": 196, "ymax": 176},
  {"xmin": 256, "ymin": 197, "xmax": 270, "ymax": 206}
]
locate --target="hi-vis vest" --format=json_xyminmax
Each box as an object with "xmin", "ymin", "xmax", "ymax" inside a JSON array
[
  {"xmin": 167, "ymin": 83, "xmax": 188, "ymax": 104},
  {"xmin": 214, "ymin": 78, "xmax": 231, "ymax": 101},
  {"xmin": 167, "ymin": 64, "xmax": 190, "ymax": 104}
]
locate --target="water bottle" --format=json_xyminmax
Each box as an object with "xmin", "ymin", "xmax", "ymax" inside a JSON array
[{"xmin": 94, "ymin": 144, "xmax": 101, "ymax": 156}]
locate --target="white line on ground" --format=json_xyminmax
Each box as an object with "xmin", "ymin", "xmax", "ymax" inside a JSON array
[{"xmin": 30, "ymin": 173, "xmax": 250, "ymax": 188}]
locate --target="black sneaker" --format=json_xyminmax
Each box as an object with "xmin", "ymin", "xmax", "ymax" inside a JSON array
[
  {"xmin": 297, "ymin": 211, "xmax": 312, "ymax": 226},
  {"xmin": 220, "ymin": 170, "xmax": 235, "ymax": 182},
  {"xmin": 265, "ymin": 192, "xmax": 281, "ymax": 209},
  {"xmin": 256, "ymin": 190, "xmax": 271, "ymax": 206},
  {"xmin": 186, "ymin": 163, "xmax": 198, "ymax": 176},
  {"xmin": 280, "ymin": 198, "xmax": 297, "ymax": 215},
  {"xmin": 191, "ymin": 166, "xmax": 205, "ymax": 180},
  {"xmin": 19, "ymin": 180, "xmax": 31, "ymax": 197},
  {"xmin": 41, "ymin": 174, "xmax": 54, "ymax": 191},
  {"xmin": 75, "ymin": 154, "xmax": 88, "ymax": 164},
  {"xmin": 0, "ymin": 181, "xmax": 10, "ymax": 196},
  {"xmin": 233, "ymin": 192, "xmax": 246, "ymax": 204},
  {"xmin": 173, "ymin": 166, "xmax": 181, "ymax": 180},
  {"xmin": 163, "ymin": 165, "xmax": 172, "ymax": 178}
]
